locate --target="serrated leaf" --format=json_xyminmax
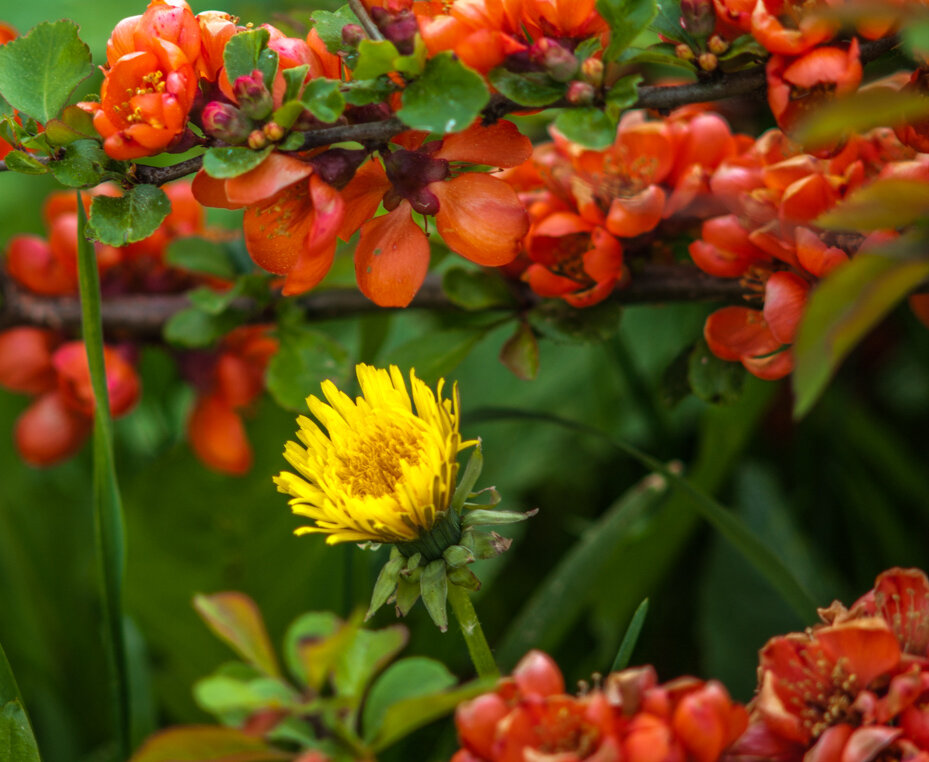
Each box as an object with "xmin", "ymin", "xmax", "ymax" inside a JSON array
[
  {"xmin": 163, "ymin": 307, "xmax": 244, "ymax": 348},
  {"xmin": 599, "ymin": 0, "xmax": 659, "ymax": 61},
  {"xmin": 442, "ymin": 266, "xmax": 514, "ymax": 310},
  {"xmin": 353, "ymin": 39, "xmax": 402, "ymax": 80},
  {"xmin": 793, "ymin": 249, "xmax": 929, "ymax": 418},
  {"xmin": 166, "ymin": 237, "xmax": 238, "ymax": 280},
  {"xmin": 301, "ymin": 79, "xmax": 345, "ymax": 123},
  {"xmin": 49, "ymin": 139, "xmax": 107, "ymax": 187},
  {"xmin": 0, "ymin": 20, "xmax": 93, "ymax": 123},
  {"xmin": 362, "ymin": 657, "xmax": 456, "ymax": 743},
  {"xmin": 45, "ymin": 104, "xmax": 99, "ymax": 145},
  {"xmin": 398, "ymin": 52, "xmax": 489, "ymax": 133},
  {"xmin": 87, "ymin": 184, "xmax": 170, "ymax": 245},
  {"xmin": 688, "ymin": 338, "xmax": 746, "ymax": 404},
  {"xmin": 2, "ymin": 150, "xmax": 46, "ymax": 174},
  {"xmin": 129, "ymin": 726, "xmax": 289, "ymax": 762},
  {"xmin": 554, "ymin": 107, "xmax": 617, "ymax": 148},
  {"xmin": 202, "ymin": 146, "xmax": 273, "ymax": 179},
  {"xmin": 193, "ymin": 593, "xmax": 281, "ymax": 678},
  {"xmin": 310, "ymin": 6, "xmax": 358, "ymax": 54},
  {"xmin": 488, "ymin": 68, "xmax": 564, "ymax": 107},
  {"xmin": 224, "ymin": 28, "xmax": 273, "ymax": 83},
  {"xmin": 499, "ymin": 321, "xmax": 540, "ymax": 381},
  {"xmin": 265, "ymin": 326, "xmax": 349, "ymax": 411}
]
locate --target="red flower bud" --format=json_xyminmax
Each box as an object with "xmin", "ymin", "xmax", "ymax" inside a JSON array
[
  {"xmin": 532, "ymin": 38, "xmax": 578, "ymax": 83},
  {"xmin": 201, "ymin": 101, "xmax": 252, "ymax": 144},
  {"xmin": 681, "ymin": 0, "xmax": 716, "ymax": 37},
  {"xmin": 0, "ymin": 328, "xmax": 59, "ymax": 394},
  {"xmin": 15, "ymin": 391, "xmax": 92, "ymax": 467},
  {"xmin": 566, "ymin": 80, "xmax": 596, "ymax": 105},
  {"xmin": 341, "ymin": 23, "xmax": 365, "ymax": 47},
  {"xmin": 233, "ymin": 69, "xmax": 273, "ymax": 120}
]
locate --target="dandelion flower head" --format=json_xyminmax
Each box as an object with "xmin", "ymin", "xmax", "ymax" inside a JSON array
[{"xmin": 274, "ymin": 364, "xmax": 475, "ymax": 544}]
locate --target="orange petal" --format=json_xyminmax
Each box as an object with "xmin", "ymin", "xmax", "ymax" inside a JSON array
[
  {"xmin": 338, "ymin": 160, "xmax": 390, "ymax": 241},
  {"xmin": 282, "ymin": 176, "xmax": 344, "ymax": 295},
  {"xmin": 605, "ymin": 186, "xmax": 666, "ymax": 239},
  {"xmin": 433, "ymin": 173, "xmax": 528, "ymax": 266},
  {"xmin": 704, "ymin": 306, "xmax": 782, "ymax": 362},
  {"xmin": 191, "ymin": 168, "xmax": 242, "ymax": 210},
  {"xmin": 763, "ymin": 271, "xmax": 810, "ymax": 344},
  {"xmin": 0, "ymin": 327, "xmax": 58, "ymax": 394},
  {"xmin": 437, "ymin": 119, "xmax": 532, "ymax": 168},
  {"xmin": 355, "ymin": 204, "xmax": 430, "ymax": 307},
  {"xmin": 243, "ymin": 179, "xmax": 314, "ymax": 275},
  {"xmin": 225, "ymin": 153, "xmax": 313, "ymax": 206},
  {"xmin": 15, "ymin": 391, "xmax": 91, "ymax": 467},
  {"xmin": 188, "ymin": 394, "xmax": 252, "ymax": 475}
]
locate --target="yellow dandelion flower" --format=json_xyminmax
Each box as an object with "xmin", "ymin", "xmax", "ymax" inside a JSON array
[{"xmin": 274, "ymin": 364, "xmax": 476, "ymax": 545}]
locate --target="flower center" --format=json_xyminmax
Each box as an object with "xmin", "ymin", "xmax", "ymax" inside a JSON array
[{"xmin": 336, "ymin": 419, "xmax": 425, "ymax": 498}]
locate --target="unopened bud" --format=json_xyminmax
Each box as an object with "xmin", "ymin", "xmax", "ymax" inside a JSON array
[
  {"xmin": 681, "ymin": 0, "xmax": 716, "ymax": 37},
  {"xmin": 581, "ymin": 57, "xmax": 604, "ymax": 87},
  {"xmin": 263, "ymin": 121, "xmax": 285, "ymax": 142},
  {"xmin": 341, "ymin": 23, "xmax": 365, "ymax": 47},
  {"xmin": 532, "ymin": 38, "xmax": 578, "ymax": 83},
  {"xmin": 698, "ymin": 52, "xmax": 718, "ymax": 72},
  {"xmin": 370, "ymin": 6, "xmax": 418, "ymax": 55},
  {"xmin": 675, "ymin": 43, "xmax": 695, "ymax": 61},
  {"xmin": 201, "ymin": 101, "xmax": 252, "ymax": 144},
  {"xmin": 308, "ymin": 147, "xmax": 368, "ymax": 188},
  {"xmin": 708, "ymin": 34, "xmax": 729, "ymax": 55},
  {"xmin": 566, "ymin": 80, "xmax": 595, "ymax": 106},
  {"xmin": 233, "ymin": 69, "xmax": 273, "ymax": 120},
  {"xmin": 247, "ymin": 129, "xmax": 268, "ymax": 150}
]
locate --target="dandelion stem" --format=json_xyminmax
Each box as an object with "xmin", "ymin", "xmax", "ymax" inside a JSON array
[{"xmin": 447, "ymin": 583, "xmax": 499, "ymax": 680}]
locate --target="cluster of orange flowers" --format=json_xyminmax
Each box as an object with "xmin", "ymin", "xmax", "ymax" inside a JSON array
[{"xmin": 452, "ymin": 568, "xmax": 929, "ymax": 762}]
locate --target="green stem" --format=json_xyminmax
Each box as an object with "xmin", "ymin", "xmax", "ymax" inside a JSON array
[
  {"xmin": 447, "ymin": 583, "xmax": 499, "ymax": 680},
  {"xmin": 75, "ymin": 195, "xmax": 131, "ymax": 758}
]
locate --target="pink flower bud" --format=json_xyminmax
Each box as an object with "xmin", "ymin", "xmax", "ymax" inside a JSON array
[
  {"xmin": 681, "ymin": 0, "xmax": 716, "ymax": 37},
  {"xmin": 532, "ymin": 38, "xmax": 578, "ymax": 83},
  {"xmin": 566, "ymin": 81, "xmax": 596, "ymax": 106},
  {"xmin": 247, "ymin": 129, "xmax": 268, "ymax": 150},
  {"xmin": 263, "ymin": 121, "xmax": 285, "ymax": 142},
  {"xmin": 233, "ymin": 69, "xmax": 273, "ymax": 120},
  {"xmin": 201, "ymin": 101, "xmax": 252, "ymax": 144},
  {"xmin": 341, "ymin": 23, "xmax": 365, "ymax": 47},
  {"xmin": 581, "ymin": 57, "xmax": 604, "ymax": 87}
]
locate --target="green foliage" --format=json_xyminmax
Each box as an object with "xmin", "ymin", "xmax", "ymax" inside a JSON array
[
  {"xmin": 301, "ymin": 79, "xmax": 346, "ymax": 123},
  {"xmin": 194, "ymin": 593, "xmax": 281, "ymax": 678},
  {"xmin": 223, "ymin": 28, "xmax": 278, "ymax": 85},
  {"xmin": 530, "ymin": 300, "xmax": 623, "ymax": 343},
  {"xmin": 0, "ymin": 20, "xmax": 93, "ymax": 123},
  {"xmin": 817, "ymin": 178, "xmax": 929, "ymax": 231},
  {"xmin": 163, "ymin": 307, "xmax": 245, "ymax": 348},
  {"xmin": 442, "ymin": 267, "xmax": 515, "ymax": 311},
  {"xmin": 165, "ymin": 238, "xmax": 239, "ymax": 281},
  {"xmin": 310, "ymin": 5, "xmax": 358, "ymax": 54},
  {"xmin": 499, "ymin": 321, "xmax": 540, "ymax": 381},
  {"xmin": 87, "ymin": 184, "xmax": 171, "ymax": 246},
  {"xmin": 0, "ymin": 701, "xmax": 41, "ymax": 762},
  {"xmin": 554, "ymin": 107, "xmax": 616, "ymax": 148},
  {"xmin": 202, "ymin": 146, "xmax": 273, "ymax": 179},
  {"xmin": 688, "ymin": 338, "xmax": 746, "ymax": 404},
  {"xmin": 398, "ymin": 53, "xmax": 489, "ymax": 134},
  {"xmin": 611, "ymin": 598, "xmax": 649, "ymax": 671},
  {"xmin": 387, "ymin": 327, "xmax": 489, "ymax": 385},
  {"xmin": 130, "ymin": 726, "xmax": 288, "ymax": 762},
  {"xmin": 2, "ymin": 150, "xmax": 47, "ymax": 174},
  {"xmin": 793, "ymin": 247, "xmax": 929, "ymax": 418},
  {"xmin": 598, "ymin": 0, "xmax": 658, "ymax": 62},
  {"xmin": 265, "ymin": 325, "xmax": 350, "ymax": 411},
  {"xmin": 49, "ymin": 139, "xmax": 108, "ymax": 187},
  {"xmin": 488, "ymin": 68, "xmax": 565, "ymax": 107}
]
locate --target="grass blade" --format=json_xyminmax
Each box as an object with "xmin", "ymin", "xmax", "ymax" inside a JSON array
[
  {"xmin": 76, "ymin": 194, "xmax": 130, "ymax": 757},
  {"xmin": 611, "ymin": 598, "xmax": 648, "ymax": 672}
]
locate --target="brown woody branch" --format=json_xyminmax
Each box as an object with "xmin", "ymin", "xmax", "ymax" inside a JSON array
[{"xmin": 0, "ymin": 264, "xmax": 751, "ymax": 341}]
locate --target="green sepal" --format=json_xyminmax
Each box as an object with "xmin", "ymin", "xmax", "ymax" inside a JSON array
[
  {"xmin": 461, "ymin": 507, "xmax": 538, "ymax": 528},
  {"xmin": 451, "ymin": 441, "xmax": 483, "ymax": 512},
  {"xmin": 442, "ymin": 545, "xmax": 474, "ymax": 568},
  {"xmin": 283, "ymin": 65, "xmax": 309, "ymax": 102},
  {"xmin": 404, "ymin": 552, "xmax": 422, "ymax": 573},
  {"xmin": 394, "ymin": 576, "xmax": 420, "ymax": 617},
  {"xmin": 464, "ymin": 486, "xmax": 501, "ymax": 508},
  {"xmin": 460, "ymin": 528, "xmax": 513, "ymax": 560},
  {"xmin": 448, "ymin": 567, "xmax": 481, "ymax": 591},
  {"xmin": 366, "ymin": 550, "xmax": 405, "ymax": 621},
  {"xmin": 419, "ymin": 560, "xmax": 449, "ymax": 632}
]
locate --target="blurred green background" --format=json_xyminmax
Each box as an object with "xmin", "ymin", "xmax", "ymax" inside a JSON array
[{"xmin": 4, "ymin": 1, "xmax": 929, "ymax": 760}]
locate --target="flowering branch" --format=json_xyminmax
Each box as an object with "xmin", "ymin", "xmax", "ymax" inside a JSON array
[{"xmin": 0, "ymin": 264, "xmax": 752, "ymax": 339}]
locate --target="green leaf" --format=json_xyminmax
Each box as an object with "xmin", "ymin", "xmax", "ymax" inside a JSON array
[
  {"xmin": 301, "ymin": 79, "xmax": 346, "ymax": 123},
  {"xmin": 398, "ymin": 52, "xmax": 489, "ymax": 133},
  {"xmin": 0, "ymin": 702, "xmax": 41, "ymax": 762},
  {"xmin": 793, "ymin": 250, "xmax": 929, "ymax": 418},
  {"xmin": 0, "ymin": 20, "xmax": 93, "ymax": 123},
  {"xmin": 649, "ymin": 0, "xmax": 695, "ymax": 45},
  {"xmin": 419, "ymin": 559, "xmax": 449, "ymax": 631},
  {"xmin": 903, "ymin": 17, "xmax": 929, "ymax": 58},
  {"xmin": 284, "ymin": 612, "xmax": 356, "ymax": 691},
  {"xmin": 283, "ymin": 64, "xmax": 309, "ymax": 102},
  {"xmin": 344, "ymin": 77, "xmax": 397, "ymax": 106},
  {"xmin": 333, "ymin": 626, "xmax": 408, "ymax": 702},
  {"xmin": 362, "ymin": 657, "xmax": 456, "ymax": 743},
  {"xmin": 605, "ymin": 75, "xmax": 642, "ymax": 114},
  {"xmin": 610, "ymin": 598, "xmax": 649, "ymax": 671},
  {"xmin": 165, "ymin": 237, "xmax": 238, "ymax": 280},
  {"xmin": 793, "ymin": 89, "xmax": 929, "ymax": 149},
  {"xmin": 265, "ymin": 326, "xmax": 349, "ymax": 411},
  {"xmin": 194, "ymin": 592, "xmax": 281, "ymax": 678},
  {"xmin": 451, "ymin": 443, "xmax": 484, "ymax": 513},
  {"xmin": 87, "ymin": 184, "xmax": 170, "ymax": 246},
  {"xmin": 395, "ymin": 37, "xmax": 429, "ymax": 77},
  {"xmin": 49, "ymin": 139, "xmax": 108, "ymax": 187},
  {"xmin": 599, "ymin": 0, "xmax": 659, "ymax": 62},
  {"xmin": 817, "ymin": 178, "xmax": 929, "ymax": 232},
  {"xmin": 499, "ymin": 321, "xmax": 539, "ymax": 381},
  {"xmin": 224, "ymin": 28, "xmax": 274, "ymax": 84},
  {"xmin": 129, "ymin": 726, "xmax": 290, "ymax": 762},
  {"xmin": 370, "ymin": 677, "xmax": 494, "ymax": 751},
  {"xmin": 76, "ymin": 196, "xmax": 132, "ymax": 757},
  {"xmin": 194, "ymin": 675, "xmax": 296, "ymax": 715},
  {"xmin": 554, "ymin": 107, "xmax": 617, "ymax": 148},
  {"xmin": 2, "ymin": 150, "xmax": 46, "ymax": 174},
  {"xmin": 442, "ymin": 267, "xmax": 515, "ymax": 310},
  {"xmin": 162, "ymin": 307, "xmax": 244, "ymax": 348},
  {"xmin": 202, "ymin": 146, "xmax": 273, "ymax": 179},
  {"xmin": 688, "ymin": 338, "xmax": 746, "ymax": 404},
  {"xmin": 487, "ymin": 67, "xmax": 565, "ymax": 107},
  {"xmin": 529, "ymin": 299, "xmax": 622, "ymax": 343},
  {"xmin": 44, "ymin": 104, "xmax": 98, "ymax": 145},
  {"xmin": 310, "ymin": 6, "xmax": 358, "ymax": 54},
  {"xmin": 387, "ymin": 327, "xmax": 488, "ymax": 385},
  {"xmin": 353, "ymin": 39, "xmax": 402, "ymax": 79}
]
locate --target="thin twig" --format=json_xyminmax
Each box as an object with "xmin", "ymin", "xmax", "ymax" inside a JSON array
[{"xmin": 348, "ymin": 0, "xmax": 384, "ymax": 41}]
